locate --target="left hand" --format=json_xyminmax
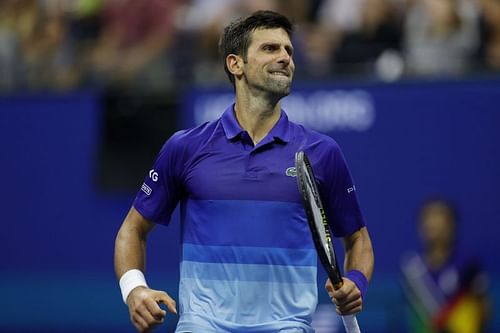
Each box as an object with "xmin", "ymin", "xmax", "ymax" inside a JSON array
[{"xmin": 325, "ymin": 277, "xmax": 363, "ymax": 315}]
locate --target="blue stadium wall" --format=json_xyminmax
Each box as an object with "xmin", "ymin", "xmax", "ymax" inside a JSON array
[{"xmin": 0, "ymin": 79, "xmax": 499, "ymax": 332}]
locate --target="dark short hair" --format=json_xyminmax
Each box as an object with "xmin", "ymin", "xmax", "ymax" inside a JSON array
[{"xmin": 218, "ymin": 10, "xmax": 294, "ymax": 86}]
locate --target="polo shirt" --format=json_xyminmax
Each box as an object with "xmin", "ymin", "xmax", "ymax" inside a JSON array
[{"xmin": 133, "ymin": 104, "xmax": 365, "ymax": 333}]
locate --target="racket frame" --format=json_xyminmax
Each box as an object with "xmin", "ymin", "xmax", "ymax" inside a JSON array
[
  {"xmin": 295, "ymin": 151, "xmax": 362, "ymax": 333},
  {"xmin": 295, "ymin": 150, "xmax": 344, "ymax": 289}
]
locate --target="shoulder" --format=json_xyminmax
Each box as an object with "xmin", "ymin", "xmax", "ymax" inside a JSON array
[
  {"xmin": 287, "ymin": 119, "xmax": 349, "ymax": 178},
  {"xmin": 153, "ymin": 119, "xmax": 222, "ymax": 173},
  {"xmin": 162, "ymin": 119, "xmax": 221, "ymax": 154},
  {"xmin": 288, "ymin": 119, "xmax": 342, "ymax": 154}
]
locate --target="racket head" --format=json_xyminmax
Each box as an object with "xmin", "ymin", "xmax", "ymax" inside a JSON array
[{"xmin": 295, "ymin": 151, "xmax": 343, "ymax": 288}]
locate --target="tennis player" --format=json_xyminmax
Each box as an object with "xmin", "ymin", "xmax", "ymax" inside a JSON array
[{"xmin": 114, "ymin": 10, "xmax": 374, "ymax": 333}]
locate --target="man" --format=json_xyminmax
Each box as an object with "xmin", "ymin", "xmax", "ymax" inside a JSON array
[
  {"xmin": 401, "ymin": 199, "xmax": 491, "ymax": 333},
  {"xmin": 114, "ymin": 10, "xmax": 374, "ymax": 333}
]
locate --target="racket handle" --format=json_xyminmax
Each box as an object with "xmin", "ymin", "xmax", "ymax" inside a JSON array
[{"xmin": 341, "ymin": 314, "xmax": 361, "ymax": 333}]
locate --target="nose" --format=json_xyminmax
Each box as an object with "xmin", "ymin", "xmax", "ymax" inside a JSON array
[{"xmin": 277, "ymin": 47, "xmax": 292, "ymax": 65}]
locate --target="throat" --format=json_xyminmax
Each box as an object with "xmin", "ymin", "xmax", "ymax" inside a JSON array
[
  {"xmin": 425, "ymin": 246, "xmax": 452, "ymax": 270},
  {"xmin": 245, "ymin": 115, "xmax": 276, "ymax": 145},
  {"xmin": 233, "ymin": 103, "xmax": 281, "ymax": 145}
]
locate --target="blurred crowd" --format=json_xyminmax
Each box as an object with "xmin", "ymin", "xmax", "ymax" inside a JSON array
[{"xmin": 0, "ymin": 0, "xmax": 499, "ymax": 92}]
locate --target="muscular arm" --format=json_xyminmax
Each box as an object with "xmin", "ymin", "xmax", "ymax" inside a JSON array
[
  {"xmin": 114, "ymin": 207, "xmax": 155, "ymax": 279},
  {"xmin": 114, "ymin": 207, "xmax": 176, "ymax": 332},
  {"xmin": 343, "ymin": 226, "xmax": 374, "ymax": 281},
  {"xmin": 326, "ymin": 226, "xmax": 374, "ymax": 315}
]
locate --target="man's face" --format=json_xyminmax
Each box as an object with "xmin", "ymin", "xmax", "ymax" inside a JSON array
[
  {"xmin": 419, "ymin": 205, "xmax": 455, "ymax": 248},
  {"xmin": 242, "ymin": 27, "xmax": 295, "ymax": 97}
]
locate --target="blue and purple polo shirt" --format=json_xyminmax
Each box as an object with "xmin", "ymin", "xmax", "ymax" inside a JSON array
[{"xmin": 133, "ymin": 105, "xmax": 365, "ymax": 333}]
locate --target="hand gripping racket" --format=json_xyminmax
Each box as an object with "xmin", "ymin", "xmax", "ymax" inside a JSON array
[{"xmin": 295, "ymin": 151, "xmax": 361, "ymax": 333}]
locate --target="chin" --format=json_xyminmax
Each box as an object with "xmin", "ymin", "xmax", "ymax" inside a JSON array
[
  {"xmin": 269, "ymin": 82, "xmax": 292, "ymax": 96},
  {"xmin": 267, "ymin": 89, "xmax": 290, "ymax": 101},
  {"xmin": 253, "ymin": 79, "xmax": 293, "ymax": 98}
]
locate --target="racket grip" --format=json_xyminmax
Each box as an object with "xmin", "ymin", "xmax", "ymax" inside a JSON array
[{"xmin": 341, "ymin": 314, "xmax": 361, "ymax": 333}]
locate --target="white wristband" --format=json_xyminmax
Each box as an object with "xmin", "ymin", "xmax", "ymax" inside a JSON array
[{"xmin": 119, "ymin": 269, "xmax": 148, "ymax": 304}]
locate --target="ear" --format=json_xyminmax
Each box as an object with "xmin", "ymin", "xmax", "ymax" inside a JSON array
[{"xmin": 226, "ymin": 54, "xmax": 244, "ymax": 78}]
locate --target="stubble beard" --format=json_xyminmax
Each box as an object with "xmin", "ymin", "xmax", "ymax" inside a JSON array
[{"xmin": 256, "ymin": 74, "xmax": 293, "ymax": 100}]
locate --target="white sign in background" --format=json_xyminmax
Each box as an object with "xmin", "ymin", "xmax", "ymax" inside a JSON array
[{"xmin": 193, "ymin": 89, "xmax": 376, "ymax": 132}]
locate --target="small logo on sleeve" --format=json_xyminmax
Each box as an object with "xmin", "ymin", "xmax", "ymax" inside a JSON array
[
  {"xmin": 141, "ymin": 183, "xmax": 152, "ymax": 196},
  {"xmin": 285, "ymin": 167, "xmax": 297, "ymax": 177},
  {"xmin": 347, "ymin": 185, "xmax": 356, "ymax": 194},
  {"xmin": 149, "ymin": 169, "xmax": 158, "ymax": 182}
]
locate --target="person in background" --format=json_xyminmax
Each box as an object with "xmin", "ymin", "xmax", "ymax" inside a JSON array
[
  {"xmin": 89, "ymin": 0, "xmax": 179, "ymax": 91},
  {"xmin": 332, "ymin": 0, "xmax": 402, "ymax": 78},
  {"xmin": 477, "ymin": 0, "xmax": 500, "ymax": 71},
  {"xmin": 0, "ymin": 0, "xmax": 75, "ymax": 90},
  {"xmin": 401, "ymin": 198, "xmax": 491, "ymax": 333},
  {"xmin": 403, "ymin": 0, "xmax": 479, "ymax": 77}
]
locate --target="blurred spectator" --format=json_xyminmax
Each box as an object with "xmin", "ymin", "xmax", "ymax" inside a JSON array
[
  {"xmin": 61, "ymin": 0, "xmax": 104, "ymax": 88},
  {"xmin": 333, "ymin": 0, "xmax": 403, "ymax": 79},
  {"xmin": 297, "ymin": 0, "xmax": 404, "ymax": 80},
  {"xmin": 293, "ymin": 22, "xmax": 341, "ymax": 79},
  {"xmin": 0, "ymin": 1, "xmax": 23, "ymax": 90},
  {"xmin": 403, "ymin": 0, "xmax": 480, "ymax": 77},
  {"xmin": 0, "ymin": 0, "xmax": 80, "ymax": 90},
  {"xmin": 65, "ymin": 0, "xmax": 104, "ymax": 49},
  {"xmin": 24, "ymin": 4, "xmax": 79, "ymax": 90},
  {"xmin": 307, "ymin": 0, "xmax": 365, "ymax": 79},
  {"xmin": 477, "ymin": 0, "xmax": 500, "ymax": 71},
  {"xmin": 0, "ymin": 0, "xmax": 42, "ymax": 90},
  {"xmin": 401, "ymin": 199, "xmax": 491, "ymax": 333},
  {"xmin": 2, "ymin": 0, "xmax": 500, "ymax": 92},
  {"xmin": 317, "ymin": 0, "xmax": 365, "ymax": 33},
  {"xmin": 174, "ymin": 0, "xmax": 242, "ymax": 85},
  {"xmin": 89, "ymin": 0, "xmax": 179, "ymax": 91}
]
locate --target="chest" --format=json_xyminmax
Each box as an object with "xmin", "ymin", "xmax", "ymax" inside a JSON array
[{"xmin": 183, "ymin": 142, "xmax": 302, "ymax": 203}]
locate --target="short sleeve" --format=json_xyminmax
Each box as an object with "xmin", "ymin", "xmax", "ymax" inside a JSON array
[
  {"xmin": 132, "ymin": 132, "xmax": 185, "ymax": 225},
  {"xmin": 320, "ymin": 143, "xmax": 365, "ymax": 237}
]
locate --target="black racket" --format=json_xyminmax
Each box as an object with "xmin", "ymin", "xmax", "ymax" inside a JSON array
[{"xmin": 295, "ymin": 151, "xmax": 361, "ymax": 333}]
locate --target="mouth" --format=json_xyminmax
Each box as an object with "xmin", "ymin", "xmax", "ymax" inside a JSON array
[{"xmin": 268, "ymin": 69, "xmax": 290, "ymax": 78}]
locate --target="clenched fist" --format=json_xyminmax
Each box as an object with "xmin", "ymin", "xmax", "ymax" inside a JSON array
[{"xmin": 325, "ymin": 278, "xmax": 363, "ymax": 315}]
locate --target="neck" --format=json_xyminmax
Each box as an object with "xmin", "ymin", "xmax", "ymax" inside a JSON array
[
  {"xmin": 424, "ymin": 244, "xmax": 452, "ymax": 270},
  {"xmin": 234, "ymin": 94, "xmax": 282, "ymax": 145}
]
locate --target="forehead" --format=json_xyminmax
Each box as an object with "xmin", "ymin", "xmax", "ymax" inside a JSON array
[{"xmin": 248, "ymin": 28, "xmax": 292, "ymax": 48}]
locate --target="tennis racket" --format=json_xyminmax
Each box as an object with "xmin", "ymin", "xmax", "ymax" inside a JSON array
[{"xmin": 295, "ymin": 151, "xmax": 361, "ymax": 333}]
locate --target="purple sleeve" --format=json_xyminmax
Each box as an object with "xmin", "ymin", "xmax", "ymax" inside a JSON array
[
  {"xmin": 132, "ymin": 132, "xmax": 185, "ymax": 225},
  {"xmin": 320, "ymin": 142, "xmax": 365, "ymax": 237}
]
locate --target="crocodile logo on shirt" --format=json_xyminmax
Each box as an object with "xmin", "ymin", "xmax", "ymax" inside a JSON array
[{"xmin": 285, "ymin": 167, "xmax": 297, "ymax": 177}]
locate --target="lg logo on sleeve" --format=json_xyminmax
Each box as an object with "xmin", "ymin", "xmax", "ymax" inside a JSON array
[{"xmin": 149, "ymin": 169, "xmax": 159, "ymax": 182}]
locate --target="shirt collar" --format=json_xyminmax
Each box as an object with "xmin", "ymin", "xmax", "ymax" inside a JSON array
[{"xmin": 221, "ymin": 104, "xmax": 291, "ymax": 143}]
